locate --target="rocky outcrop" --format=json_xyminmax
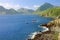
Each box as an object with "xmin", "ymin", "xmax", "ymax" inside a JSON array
[
  {"xmin": 41, "ymin": 18, "xmax": 60, "ymax": 31},
  {"xmin": 27, "ymin": 18, "xmax": 60, "ymax": 40},
  {"xmin": 40, "ymin": 18, "xmax": 60, "ymax": 40}
]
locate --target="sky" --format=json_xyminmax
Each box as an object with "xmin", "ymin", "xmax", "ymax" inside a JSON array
[{"xmin": 0, "ymin": 0, "xmax": 60, "ymax": 10}]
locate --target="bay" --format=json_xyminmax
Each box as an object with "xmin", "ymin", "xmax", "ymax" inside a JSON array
[{"xmin": 0, "ymin": 14, "xmax": 52, "ymax": 40}]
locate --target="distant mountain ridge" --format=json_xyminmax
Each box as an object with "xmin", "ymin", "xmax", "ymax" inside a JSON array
[
  {"xmin": 17, "ymin": 8, "xmax": 34, "ymax": 14},
  {"xmin": 0, "ymin": 6, "xmax": 34, "ymax": 15},
  {"xmin": 0, "ymin": 2, "xmax": 60, "ymax": 16},
  {"xmin": 0, "ymin": 6, "xmax": 20, "ymax": 15}
]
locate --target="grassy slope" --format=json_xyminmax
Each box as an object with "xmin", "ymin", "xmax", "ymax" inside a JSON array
[
  {"xmin": 34, "ymin": 7, "xmax": 60, "ymax": 18},
  {"xmin": 39, "ymin": 7, "xmax": 60, "ymax": 18}
]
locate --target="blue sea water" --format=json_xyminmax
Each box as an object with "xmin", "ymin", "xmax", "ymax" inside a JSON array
[{"xmin": 0, "ymin": 14, "xmax": 52, "ymax": 40}]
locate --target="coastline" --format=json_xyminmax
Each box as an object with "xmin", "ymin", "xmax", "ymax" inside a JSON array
[{"xmin": 27, "ymin": 16, "xmax": 60, "ymax": 40}]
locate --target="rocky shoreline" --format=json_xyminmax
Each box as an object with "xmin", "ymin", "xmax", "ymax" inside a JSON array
[{"xmin": 27, "ymin": 17, "xmax": 60, "ymax": 40}]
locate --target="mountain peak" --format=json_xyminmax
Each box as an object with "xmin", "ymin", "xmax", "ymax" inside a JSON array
[
  {"xmin": 36, "ymin": 3, "xmax": 54, "ymax": 11},
  {"xmin": 0, "ymin": 6, "xmax": 6, "ymax": 11},
  {"xmin": 43, "ymin": 2, "xmax": 52, "ymax": 5},
  {"xmin": 0, "ymin": 6, "xmax": 5, "ymax": 9},
  {"xmin": 42, "ymin": 2, "xmax": 53, "ymax": 7}
]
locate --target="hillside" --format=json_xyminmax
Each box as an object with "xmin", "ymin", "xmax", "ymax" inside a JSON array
[
  {"xmin": 17, "ymin": 8, "xmax": 34, "ymax": 14},
  {"xmin": 7, "ymin": 9, "xmax": 20, "ymax": 14},
  {"xmin": 0, "ymin": 6, "xmax": 34, "ymax": 15},
  {"xmin": 34, "ymin": 3, "xmax": 54, "ymax": 15},
  {"xmin": 34, "ymin": 3, "xmax": 60, "ymax": 18},
  {"xmin": 0, "ymin": 6, "xmax": 21, "ymax": 15},
  {"xmin": 40, "ymin": 7, "xmax": 60, "ymax": 18},
  {"xmin": 36, "ymin": 3, "xmax": 54, "ymax": 12},
  {"xmin": 0, "ymin": 6, "xmax": 8, "ymax": 15}
]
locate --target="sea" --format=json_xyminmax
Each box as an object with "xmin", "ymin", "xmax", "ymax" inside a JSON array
[{"xmin": 0, "ymin": 14, "xmax": 52, "ymax": 40}]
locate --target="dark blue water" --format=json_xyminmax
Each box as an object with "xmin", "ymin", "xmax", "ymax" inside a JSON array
[{"xmin": 0, "ymin": 15, "xmax": 52, "ymax": 40}]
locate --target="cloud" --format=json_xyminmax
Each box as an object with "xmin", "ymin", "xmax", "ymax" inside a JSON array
[
  {"xmin": 0, "ymin": 2, "xmax": 21, "ymax": 10},
  {"xmin": 23, "ymin": 6, "xmax": 33, "ymax": 9},
  {"xmin": 0, "ymin": 2, "xmax": 39, "ymax": 10},
  {"xmin": 33, "ymin": 5, "xmax": 40, "ymax": 10}
]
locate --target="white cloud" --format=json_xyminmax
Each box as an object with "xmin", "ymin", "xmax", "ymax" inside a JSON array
[
  {"xmin": 0, "ymin": 2, "xmax": 40, "ymax": 10},
  {"xmin": 0, "ymin": 2, "xmax": 21, "ymax": 10},
  {"xmin": 23, "ymin": 6, "xmax": 33, "ymax": 9},
  {"xmin": 33, "ymin": 5, "xmax": 40, "ymax": 10}
]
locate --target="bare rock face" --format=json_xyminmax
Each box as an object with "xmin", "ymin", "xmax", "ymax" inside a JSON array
[
  {"xmin": 40, "ymin": 21, "xmax": 54, "ymax": 28},
  {"xmin": 27, "ymin": 18, "xmax": 60, "ymax": 40},
  {"xmin": 28, "ymin": 31, "xmax": 56, "ymax": 40},
  {"xmin": 41, "ymin": 17, "xmax": 60, "ymax": 26}
]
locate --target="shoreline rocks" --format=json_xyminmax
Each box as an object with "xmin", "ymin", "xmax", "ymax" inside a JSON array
[{"xmin": 27, "ymin": 18, "xmax": 60, "ymax": 40}]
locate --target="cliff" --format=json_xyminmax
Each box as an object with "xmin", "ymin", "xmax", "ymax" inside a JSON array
[{"xmin": 28, "ymin": 18, "xmax": 60, "ymax": 40}]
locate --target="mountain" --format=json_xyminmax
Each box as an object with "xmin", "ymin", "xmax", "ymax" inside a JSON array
[
  {"xmin": 17, "ymin": 8, "xmax": 34, "ymax": 14},
  {"xmin": 40, "ymin": 7, "xmax": 60, "ymax": 18},
  {"xmin": 36, "ymin": 3, "xmax": 54, "ymax": 11},
  {"xmin": 34, "ymin": 3, "xmax": 60, "ymax": 18},
  {"xmin": 34, "ymin": 3, "xmax": 54, "ymax": 15},
  {"xmin": 0, "ymin": 6, "xmax": 7, "ymax": 15},
  {"xmin": 7, "ymin": 9, "xmax": 20, "ymax": 14},
  {"xmin": 0, "ymin": 6, "xmax": 6, "ymax": 11},
  {"xmin": 0, "ymin": 6, "xmax": 22, "ymax": 15},
  {"xmin": 0, "ymin": 6, "xmax": 34, "ymax": 15}
]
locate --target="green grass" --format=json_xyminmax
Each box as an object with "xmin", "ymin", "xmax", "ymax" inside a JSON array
[
  {"xmin": 34, "ymin": 7, "xmax": 60, "ymax": 18},
  {"xmin": 53, "ymin": 32, "xmax": 59, "ymax": 40},
  {"xmin": 41, "ymin": 7, "xmax": 60, "ymax": 17}
]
